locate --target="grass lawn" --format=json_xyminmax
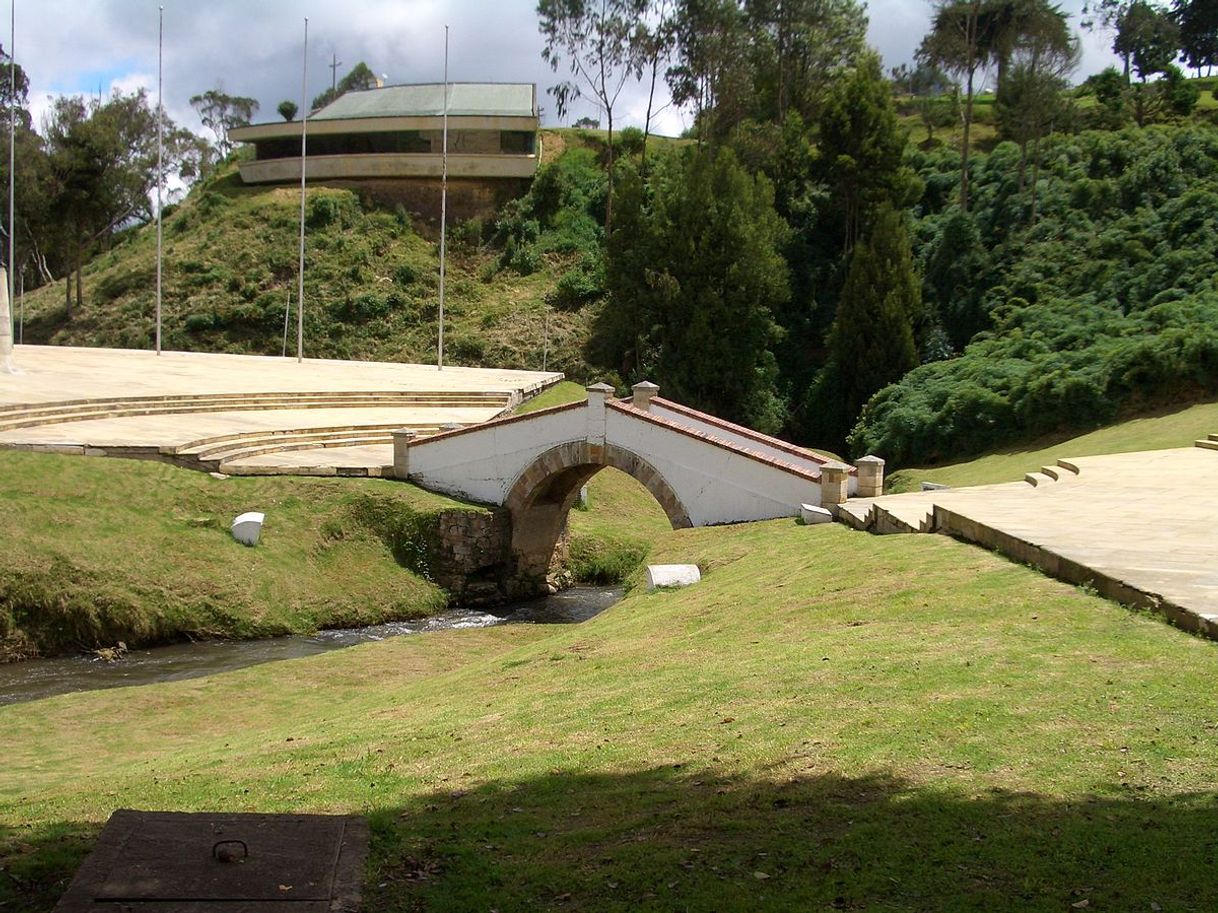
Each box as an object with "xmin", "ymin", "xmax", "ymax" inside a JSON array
[
  {"xmin": 0, "ymin": 451, "xmax": 472, "ymax": 659},
  {"xmin": 2, "ymin": 509, "xmax": 1216, "ymax": 911},
  {"xmin": 887, "ymin": 399, "xmax": 1218, "ymax": 491}
]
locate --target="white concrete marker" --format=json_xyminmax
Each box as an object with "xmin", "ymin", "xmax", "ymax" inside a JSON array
[
  {"xmin": 231, "ymin": 512, "xmax": 265, "ymax": 547},
  {"xmin": 646, "ymin": 564, "xmax": 701, "ymax": 591},
  {"xmin": 0, "ymin": 266, "xmax": 18, "ymax": 374},
  {"xmin": 799, "ymin": 503, "xmax": 834, "ymax": 525}
]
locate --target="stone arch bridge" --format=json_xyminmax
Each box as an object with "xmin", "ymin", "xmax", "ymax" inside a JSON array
[{"xmin": 394, "ymin": 382, "xmax": 884, "ymax": 591}]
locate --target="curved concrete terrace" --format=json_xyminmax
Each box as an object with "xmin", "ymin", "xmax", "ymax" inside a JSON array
[{"xmin": 0, "ymin": 346, "xmax": 562, "ymax": 476}]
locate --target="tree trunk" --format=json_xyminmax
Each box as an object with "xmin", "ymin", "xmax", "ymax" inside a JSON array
[
  {"xmin": 1029, "ymin": 135, "xmax": 1042, "ymax": 226},
  {"xmin": 605, "ymin": 106, "xmax": 615, "ymax": 232},
  {"xmin": 961, "ymin": 64, "xmax": 975, "ymax": 212},
  {"xmin": 65, "ymin": 271, "xmax": 71, "ymax": 320},
  {"xmin": 642, "ymin": 55, "xmax": 659, "ymax": 169},
  {"xmin": 75, "ymin": 246, "xmax": 83, "ymax": 312}
]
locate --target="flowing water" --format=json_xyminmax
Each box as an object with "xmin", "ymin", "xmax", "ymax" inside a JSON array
[{"xmin": 0, "ymin": 586, "xmax": 623, "ymax": 707}]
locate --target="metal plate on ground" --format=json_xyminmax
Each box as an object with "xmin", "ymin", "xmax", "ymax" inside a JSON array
[{"xmin": 53, "ymin": 810, "xmax": 368, "ymax": 913}]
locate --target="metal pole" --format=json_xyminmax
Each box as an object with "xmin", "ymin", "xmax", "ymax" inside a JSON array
[
  {"xmin": 155, "ymin": 5, "xmax": 163, "ymax": 355},
  {"xmin": 7, "ymin": 0, "xmax": 15, "ymax": 350},
  {"xmin": 437, "ymin": 24, "xmax": 448, "ymax": 371},
  {"xmin": 297, "ymin": 17, "xmax": 308, "ymax": 363},
  {"xmin": 17, "ymin": 265, "xmax": 21, "ymax": 344}
]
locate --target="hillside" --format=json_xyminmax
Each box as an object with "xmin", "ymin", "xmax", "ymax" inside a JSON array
[{"xmin": 17, "ymin": 129, "xmax": 617, "ymax": 380}]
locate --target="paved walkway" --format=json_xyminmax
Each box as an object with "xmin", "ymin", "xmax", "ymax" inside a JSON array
[
  {"xmin": 0, "ymin": 345, "xmax": 558, "ymax": 403},
  {"xmin": 841, "ymin": 446, "xmax": 1218, "ymax": 637}
]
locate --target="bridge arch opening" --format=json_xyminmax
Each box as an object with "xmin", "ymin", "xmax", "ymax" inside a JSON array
[{"xmin": 504, "ymin": 441, "xmax": 693, "ymax": 587}]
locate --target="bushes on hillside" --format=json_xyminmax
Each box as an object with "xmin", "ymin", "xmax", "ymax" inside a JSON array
[{"xmin": 849, "ymin": 294, "xmax": 1218, "ymax": 465}]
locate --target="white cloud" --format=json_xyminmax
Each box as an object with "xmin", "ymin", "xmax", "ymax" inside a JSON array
[{"xmin": 16, "ymin": 0, "xmax": 1122, "ymax": 141}]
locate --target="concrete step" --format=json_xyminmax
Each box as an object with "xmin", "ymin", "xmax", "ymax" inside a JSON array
[
  {"xmin": 1039, "ymin": 465, "xmax": 1060, "ymax": 481},
  {"xmin": 1208, "ymin": 433, "xmax": 1218, "ymax": 442},
  {"xmin": 1056, "ymin": 459, "xmax": 1081, "ymax": 475},
  {"xmin": 206, "ymin": 434, "xmax": 397, "ymax": 464},
  {"xmin": 175, "ymin": 423, "xmax": 433, "ymax": 458},
  {"xmin": 834, "ymin": 502, "xmax": 875, "ymax": 531},
  {"xmin": 1024, "ymin": 471, "xmax": 1057, "ymax": 487},
  {"xmin": 0, "ymin": 395, "xmax": 510, "ymax": 431},
  {"xmin": 871, "ymin": 505, "xmax": 925, "ymax": 535},
  {"xmin": 1195, "ymin": 439, "xmax": 1218, "ymax": 452}
]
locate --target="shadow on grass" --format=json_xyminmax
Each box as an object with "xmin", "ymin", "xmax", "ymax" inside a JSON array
[{"xmin": 8, "ymin": 768, "xmax": 1215, "ymax": 912}]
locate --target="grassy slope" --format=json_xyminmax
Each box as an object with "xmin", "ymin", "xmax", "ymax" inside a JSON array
[
  {"xmin": 0, "ymin": 452, "xmax": 467, "ymax": 659},
  {"xmin": 2, "ymin": 514, "xmax": 1215, "ymax": 911},
  {"xmin": 17, "ymin": 131, "xmax": 604, "ymax": 380},
  {"xmin": 888, "ymin": 399, "xmax": 1218, "ymax": 491}
]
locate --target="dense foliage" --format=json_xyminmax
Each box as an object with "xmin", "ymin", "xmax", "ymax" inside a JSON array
[{"xmin": 850, "ymin": 125, "xmax": 1218, "ymax": 463}]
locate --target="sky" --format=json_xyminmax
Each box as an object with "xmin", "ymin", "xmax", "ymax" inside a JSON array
[{"xmin": 16, "ymin": 0, "xmax": 1123, "ymax": 141}]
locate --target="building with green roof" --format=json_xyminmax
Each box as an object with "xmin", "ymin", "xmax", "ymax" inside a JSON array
[{"xmin": 229, "ymin": 82, "xmax": 540, "ymax": 216}]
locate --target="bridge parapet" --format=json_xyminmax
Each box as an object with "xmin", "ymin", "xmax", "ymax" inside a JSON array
[{"xmin": 394, "ymin": 382, "xmax": 875, "ymax": 592}]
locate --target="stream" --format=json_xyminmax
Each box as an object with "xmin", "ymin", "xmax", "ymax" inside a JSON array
[{"xmin": 0, "ymin": 586, "xmax": 623, "ymax": 707}]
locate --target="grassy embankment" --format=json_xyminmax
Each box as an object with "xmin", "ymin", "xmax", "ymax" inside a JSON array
[{"xmin": 2, "ymin": 405, "xmax": 1217, "ymax": 911}]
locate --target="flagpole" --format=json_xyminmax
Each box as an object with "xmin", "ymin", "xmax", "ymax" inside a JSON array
[
  {"xmin": 155, "ymin": 4, "xmax": 163, "ymax": 355},
  {"xmin": 297, "ymin": 17, "xmax": 308, "ymax": 363},
  {"xmin": 7, "ymin": 0, "xmax": 15, "ymax": 353},
  {"xmin": 437, "ymin": 24, "xmax": 448, "ymax": 371}
]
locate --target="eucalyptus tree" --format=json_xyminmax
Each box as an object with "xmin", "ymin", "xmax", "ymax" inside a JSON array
[
  {"xmin": 631, "ymin": 0, "xmax": 676, "ymax": 165},
  {"xmin": 1174, "ymin": 0, "xmax": 1218, "ymax": 75},
  {"xmin": 917, "ymin": 0, "xmax": 993, "ymax": 211},
  {"xmin": 189, "ymin": 89, "xmax": 258, "ymax": 160},
  {"xmin": 666, "ymin": 0, "xmax": 752, "ymax": 142},
  {"xmin": 744, "ymin": 0, "xmax": 868, "ymax": 123},
  {"xmin": 538, "ymin": 0, "xmax": 642, "ymax": 228}
]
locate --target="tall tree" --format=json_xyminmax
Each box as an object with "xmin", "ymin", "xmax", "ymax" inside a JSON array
[
  {"xmin": 666, "ymin": 0, "xmax": 752, "ymax": 142},
  {"xmin": 917, "ymin": 0, "xmax": 994, "ymax": 211},
  {"xmin": 189, "ymin": 89, "xmax": 258, "ymax": 159},
  {"xmin": 744, "ymin": 0, "xmax": 868, "ymax": 123},
  {"xmin": 631, "ymin": 0, "xmax": 676, "ymax": 165},
  {"xmin": 311, "ymin": 61, "xmax": 380, "ymax": 111},
  {"xmin": 46, "ymin": 90, "xmax": 204, "ymax": 315},
  {"xmin": 1174, "ymin": 0, "xmax": 1218, "ymax": 75},
  {"xmin": 985, "ymin": 0, "xmax": 1074, "ymax": 93},
  {"xmin": 1116, "ymin": 0, "xmax": 1180, "ymax": 80},
  {"xmin": 277, "ymin": 100, "xmax": 298, "ymax": 122},
  {"xmin": 606, "ymin": 148, "xmax": 790, "ymax": 431},
  {"xmin": 807, "ymin": 204, "xmax": 920, "ymax": 450},
  {"xmin": 994, "ymin": 6, "xmax": 1079, "ymax": 219},
  {"xmin": 538, "ymin": 0, "xmax": 641, "ymax": 229},
  {"xmin": 815, "ymin": 52, "xmax": 914, "ymax": 254},
  {"xmin": 1084, "ymin": 0, "xmax": 1179, "ymax": 81}
]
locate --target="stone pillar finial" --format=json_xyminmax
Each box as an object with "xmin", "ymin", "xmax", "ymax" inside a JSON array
[
  {"xmin": 819, "ymin": 460, "xmax": 851, "ymax": 508},
  {"xmin": 586, "ymin": 382, "xmax": 613, "ymax": 447},
  {"xmin": 855, "ymin": 455, "xmax": 885, "ymax": 499},
  {"xmin": 392, "ymin": 429, "xmax": 418, "ymax": 479},
  {"xmin": 632, "ymin": 380, "xmax": 660, "ymax": 411}
]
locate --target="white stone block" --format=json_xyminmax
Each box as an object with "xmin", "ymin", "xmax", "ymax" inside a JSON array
[
  {"xmin": 231, "ymin": 511, "xmax": 265, "ymax": 547},
  {"xmin": 799, "ymin": 503, "xmax": 833, "ymax": 525},
  {"xmin": 646, "ymin": 564, "xmax": 701, "ymax": 591}
]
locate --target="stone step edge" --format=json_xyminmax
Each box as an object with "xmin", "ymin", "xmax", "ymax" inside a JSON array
[{"xmin": 174, "ymin": 423, "xmax": 438, "ymax": 456}]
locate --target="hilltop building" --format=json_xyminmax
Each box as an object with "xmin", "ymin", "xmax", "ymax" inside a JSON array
[{"xmin": 229, "ymin": 82, "xmax": 540, "ymax": 217}]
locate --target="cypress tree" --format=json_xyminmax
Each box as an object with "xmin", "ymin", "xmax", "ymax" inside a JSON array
[{"xmin": 825, "ymin": 206, "xmax": 921, "ymax": 442}]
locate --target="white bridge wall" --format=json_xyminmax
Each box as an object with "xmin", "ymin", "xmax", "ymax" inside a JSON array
[
  {"xmin": 406, "ymin": 406, "xmax": 585, "ymax": 503},
  {"xmin": 405, "ymin": 397, "xmax": 825, "ymax": 525},
  {"xmin": 605, "ymin": 409, "xmax": 818, "ymax": 525},
  {"xmin": 649, "ymin": 401, "xmax": 857, "ymax": 498}
]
